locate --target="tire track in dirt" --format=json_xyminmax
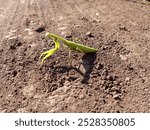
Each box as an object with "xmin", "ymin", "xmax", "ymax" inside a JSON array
[
  {"xmin": 0, "ymin": 0, "xmax": 18, "ymax": 42},
  {"xmin": 0, "ymin": 0, "xmax": 36, "ymax": 112},
  {"xmin": 0, "ymin": 0, "xmax": 32, "ymax": 41}
]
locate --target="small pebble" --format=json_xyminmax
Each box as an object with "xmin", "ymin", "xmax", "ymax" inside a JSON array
[
  {"xmin": 125, "ymin": 77, "xmax": 130, "ymax": 81},
  {"xmin": 113, "ymin": 94, "xmax": 121, "ymax": 99},
  {"xmin": 86, "ymin": 31, "xmax": 94, "ymax": 38},
  {"xmin": 120, "ymin": 54, "xmax": 127, "ymax": 60},
  {"xmin": 107, "ymin": 75, "xmax": 114, "ymax": 81},
  {"xmin": 79, "ymin": 94, "xmax": 85, "ymax": 100}
]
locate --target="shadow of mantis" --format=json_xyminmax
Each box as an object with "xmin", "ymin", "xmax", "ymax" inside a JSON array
[{"xmin": 53, "ymin": 52, "xmax": 97, "ymax": 84}]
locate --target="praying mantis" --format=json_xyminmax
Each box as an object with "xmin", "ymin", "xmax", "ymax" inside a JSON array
[{"xmin": 40, "ymin": 32, "xmax": 97, "ymax": 64}]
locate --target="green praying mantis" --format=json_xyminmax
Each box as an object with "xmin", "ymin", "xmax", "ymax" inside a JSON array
[{"xmin": 40, "ymin": 32, "xmax": 97, "ymax": 64}]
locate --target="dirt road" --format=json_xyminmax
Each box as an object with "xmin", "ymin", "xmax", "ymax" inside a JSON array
[{"xmin": 0, "ymin": 0, "xmax": 150, "ymax": 112}]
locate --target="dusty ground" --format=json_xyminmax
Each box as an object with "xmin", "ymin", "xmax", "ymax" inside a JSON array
[{"xmin": 0, "ymin": 0, "xmax": 150, "ymax": 112}]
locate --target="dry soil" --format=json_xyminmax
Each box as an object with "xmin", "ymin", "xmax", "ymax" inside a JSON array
[{"xmin": 0, "ymin": 0, "xmax": 150, "ymax": 112}]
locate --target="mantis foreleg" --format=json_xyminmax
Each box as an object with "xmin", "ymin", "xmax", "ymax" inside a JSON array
[{"xmin": 39, "ymin": 38, "xmax": 60, "ymax": 64}]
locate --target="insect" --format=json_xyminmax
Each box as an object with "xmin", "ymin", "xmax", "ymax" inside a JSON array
[{"xmin": 40, "ymin": 32, "xmax": 97, "ymax": 64}]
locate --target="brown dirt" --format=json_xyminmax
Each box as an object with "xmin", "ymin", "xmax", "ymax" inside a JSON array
[{"xmin": 0, "ymin": 0, "xmax": 150, "ymax": 112}]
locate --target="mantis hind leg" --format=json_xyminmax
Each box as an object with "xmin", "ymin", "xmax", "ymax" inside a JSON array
[{"xmin": 75, "ymin": 47, "xmax": 85, "ymax": 70}]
